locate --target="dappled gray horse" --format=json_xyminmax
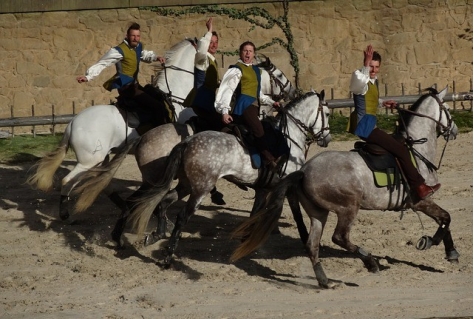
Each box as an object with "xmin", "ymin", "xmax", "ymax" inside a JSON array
[
  {"xmin": 231, "ymin": 87, "xmax": 460, "ymax": 288},
  {"xmin": 71, "ymin": 56, "xmax": 297, "ymax": 216},
  {"xmin": 126, "ymin": 91, "xmax": 331, "ymax": 266}
]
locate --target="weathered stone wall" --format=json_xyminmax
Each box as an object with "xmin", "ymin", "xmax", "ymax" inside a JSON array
[{"xmin": 0, "ymin": 1, "xmax": 471, "ymax": 133}]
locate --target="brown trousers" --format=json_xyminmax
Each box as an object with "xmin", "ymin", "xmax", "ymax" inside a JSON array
[
  {"xmin": 234, "ymin": 104, "xmax": 275, "ymax": 163},
  {"xmin": 364, "ymin": 128, "xmax": 425, "ymax": 188}
]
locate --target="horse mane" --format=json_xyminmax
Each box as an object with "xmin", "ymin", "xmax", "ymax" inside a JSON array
[
  {"xmin": 153, "ymin": 38, "xmax": 196, "ymax": 88},
  {"xmin": 284, "ymin": 91, "xmax": 318, "ymax": 110},
  {"xmin": 164, "ymin": 38, "xmax": 196, "ymax": 65},
  {"xmin": 397, "ymin": 88, "xmax": 439, "ymax": 133}
]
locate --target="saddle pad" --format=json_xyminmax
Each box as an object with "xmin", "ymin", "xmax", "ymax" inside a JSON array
[{"xmin": 373, "ymin": 170, "xmax": 396, "ymax": 187}]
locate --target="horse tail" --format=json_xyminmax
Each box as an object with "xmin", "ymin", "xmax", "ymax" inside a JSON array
[
  {"xmin": 26, "ymin": 127, "xmax": 70, "ymax": 192},
  {"xmin": 72, "ymin": 138, "xmax": 141, "ymax": 213},
  {"xmin": 230, "ymin": 171, "xmax": 305, "ymax": 262},
  {"xmin": 128, "ymin": 141, "xmax": 187, "ymax": 240}
]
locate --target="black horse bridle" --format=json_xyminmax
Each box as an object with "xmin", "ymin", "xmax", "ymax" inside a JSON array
[
  {"xmin": 256, "ymin": 60, "xmax": 294, "ymax": 102},
  {"xmin": 396, "ymin": 88, "xmax": 454, "ymax": 171},
  {"xmin": 279, "ymin": 92, "xmax": 330, "ymax": 157}
]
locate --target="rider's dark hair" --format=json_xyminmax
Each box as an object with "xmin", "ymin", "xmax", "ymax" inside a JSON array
[
  {"xmin": 372, "ymin": 51, "xmax": 382, "ymax": 63},
  {"xmin": 239, "ymin": 41, "xmax": 256, "ymax": 53},
  {"xmin": 212, "ymin": 31, "xmax": 218, "ymax": 39},
  {"xmin": 127, "ymin": 23, "xmax": 140, "ymax": 35}
]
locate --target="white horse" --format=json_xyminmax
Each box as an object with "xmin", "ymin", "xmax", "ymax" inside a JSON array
[
  {"xmin": 231, "ymin": 87, "xmax": 460, "ymax": 288},
  {"xmin": 27, "ymin": 38, "xmax": 296, "ymax": 220},
  {"xmin": 125, "ymin": 91, "xmax": 331, "ymax": 266}
]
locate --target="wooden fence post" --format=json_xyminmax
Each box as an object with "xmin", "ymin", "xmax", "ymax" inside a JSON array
[
  {"xmin": 51, "ymin": 105, "xmax": 55, "ymax": 136},
  {"xmin": 32, "ymin": 105, "xmax": 36, "ymax": 137},
  {"xmin": 10, "ymin": 105, "xmax": 14, "ymax": 137}
]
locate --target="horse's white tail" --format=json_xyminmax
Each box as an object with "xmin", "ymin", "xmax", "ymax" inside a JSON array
[
  {"xmin": 128, "ymin": 141, "xmax": 187, "ymax": 239},
  {"xmin": 72, "ymin": 138, "xmax": 140, "ymax": 213},
  {"xmin": 26, "ymin": 131, "xmax": 70, "ymax": 192}
]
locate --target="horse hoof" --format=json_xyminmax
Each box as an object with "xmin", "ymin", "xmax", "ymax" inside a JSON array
[
  {"xmin": 59, "ymin": 208, "xmax": 70, "ymax": 221},
  {"xmin": 111, "ymin": 232, "xmax": 124, "ymax": 249},
  {"xmin": 144, "ymin": 232, "xmax": 164, "ymax": 247},
  {"xmin": 416, "ymin": 235, "xmax": 433, "ymax": 250},
  {"xmin": 446, "ymin": 249, "xmax": 460, "ymax": 262}
]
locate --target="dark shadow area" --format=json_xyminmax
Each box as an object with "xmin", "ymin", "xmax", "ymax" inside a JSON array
[
  {"xmin": 0, "ymin": 161, "xmax": 141, "ymax": 254},
  {"xmin": 1, "ymin": 162, "xmax": 447, "ymax": 290}
]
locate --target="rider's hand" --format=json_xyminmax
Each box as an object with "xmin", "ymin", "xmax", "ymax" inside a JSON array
[
  {"xmin": 364, "ymin": 44, "xmax": 374, "ymax": 67},
  {"xmin": 222, "ymin": 114, "xmax": 233, "ymax": 124},
  {"xmin": 206, "ymin": 17, "xmax": 213, "ymax": 32},
  {"xmin": 156, "ymin": 56, "xmax": 166, "ymax": 64},
  {"xmin": 273, "ymin": 101, "xmax": 281, "ymax": 109},
  {"xmin": 383, "ymin": 100, "xmax": 397, "ymax": 109},
  {"xmin": 76, "ymin": 76, "xmax": 88, "ymax": 83}
]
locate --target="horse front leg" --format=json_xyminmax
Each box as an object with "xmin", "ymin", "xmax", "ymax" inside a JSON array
[{"xmin": 413, "ymin": 200, "xmax": 460, "ymax": 262}]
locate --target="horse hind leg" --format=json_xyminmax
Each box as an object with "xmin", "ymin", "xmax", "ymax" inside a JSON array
[
  {"xmin": 331, "ymin": 206, "xmax": 379, "ymax": 273},
  {"xmin": 163, "ymin": 188, "xmax": 208, "ymax": 268},
  {"xmin": 59, "ymin": 163, "xmax": 91, "ymax": 221}
]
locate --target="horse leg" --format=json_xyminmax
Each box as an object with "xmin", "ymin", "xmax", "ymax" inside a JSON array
[
  {"xmin": 144, "ymin": 188, "xmax": 179, "ymax": 246},
  {"xmin": 164, "ymin": 189, "xmax": 208, "ymax": 268},
  {"xmin": 307, "ymin": 216, "xmax": 329, "ymax": 288},
  {"xmin": 111, "ymin": 182, "xmax": 152, "ymax": 248},
  {"xmin": 298, "ymin": 193, "xmax": 338, "ymax": 288},
  {"xmin": 59, "ymin": 165, "xmax": 89, "ymax": 220},
  {"xmin": 287, "ymin": 187, "xmax": 309, "ymax": 245},
  {"xmin": 331, "ymin": 207, "xmax": 379, "ymax": 273},
  {"xmin": 413, "ymin": 200, "xmax": 460, "ymax": 262}
]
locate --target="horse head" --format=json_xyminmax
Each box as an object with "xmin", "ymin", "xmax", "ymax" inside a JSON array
[
  {"xmin": 256, "ymin": 55, "xmax": 297, "ymax": 101},
  {"xmin": 281, "ymin": 90, "xmax": 331, "ymax": 150},
  {"xmin": 152, "ymin": 39, "xmax": 196, "ymax": 117},
  {"xmin": 432, "ymin": 86, "xmax": 458, "ymax": 141},
  {"xmin": 399, "ymin": 85, "xmax": 458, "ymax": 142}
]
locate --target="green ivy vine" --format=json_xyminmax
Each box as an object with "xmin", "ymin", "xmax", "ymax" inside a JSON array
[{"xmin": 140, "ymin": 1, "xmax": 301, "ymax": 90}]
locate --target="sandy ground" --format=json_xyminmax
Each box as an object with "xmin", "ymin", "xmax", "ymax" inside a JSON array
[{"xmin": 0, "ymin": 132, "xmax": 472, "ymax": 319}]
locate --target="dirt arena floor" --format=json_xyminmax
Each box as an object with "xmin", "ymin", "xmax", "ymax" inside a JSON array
[{"xmin": 0, "ymin": 132, "xmax": 472, "ymax": 319}]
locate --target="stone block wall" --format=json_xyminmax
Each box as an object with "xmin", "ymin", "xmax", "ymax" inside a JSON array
[{"xmin": 0, "ymin": 1, "xmax": 471, "ymax": 133}]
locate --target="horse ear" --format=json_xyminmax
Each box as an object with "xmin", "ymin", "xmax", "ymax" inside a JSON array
[
  {"xmin": 438, "ymin": 85, "xmax": 448, "ymax": 100},
  {"xmin": 320, "ymin": 89, "xmax": 325, "ymax": 101},
  {"xmin": 310, "ymin": 87, "xmax": 315, "ymax": 93}
]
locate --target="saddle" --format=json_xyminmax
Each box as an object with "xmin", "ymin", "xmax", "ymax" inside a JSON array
[
  {"xmin": 353, "ymin": 141, "xmax": 400, "ymax": 188},
  {"xmin": 115, "ymin": 85, "xmax": 175, "ymax": 136},
  {"xmin": 353, "ymin": 134, "xmax": 416, "ymax": 190}
]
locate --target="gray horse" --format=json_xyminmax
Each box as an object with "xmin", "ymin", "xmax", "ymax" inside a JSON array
[
  {"xmin": 126, "ymin": 91, "xmax": 331, "ymax": 266},
  {"xmin": 231, "ymin": 86, "xmax": 460, "ymax": 288},
  {"xmin": 71, "ymin": 56, "xmax": 297, "ymax": 216}
]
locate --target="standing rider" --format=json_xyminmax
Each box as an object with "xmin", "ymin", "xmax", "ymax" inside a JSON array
[
  {"xmin": 215, "ymin": 41, "xmax": 283, "ymax": 171},
  {"xmin": 185, "ymin": 17, "xmax": 224, "ymax": 132},
  {"xmin": 77, "ymin": 22, "xmax": 171, "ymax": 127},
  {"xmin": 348, "ymin": 44, "xmax": 441, "ymax": 200},
  {"xmin": 183, "ymin": 17, "xmax": 226, "ymax": 205}
]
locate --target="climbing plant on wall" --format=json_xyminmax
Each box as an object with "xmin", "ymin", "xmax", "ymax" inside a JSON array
[{"xmin": 141, "ymin": 1, "xmax": 301, "ymax": 90}]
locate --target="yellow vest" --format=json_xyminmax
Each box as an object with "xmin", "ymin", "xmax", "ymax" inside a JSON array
[{"xmin": 103, "ymin": 41, "xmax": 141, "ymax": 91}]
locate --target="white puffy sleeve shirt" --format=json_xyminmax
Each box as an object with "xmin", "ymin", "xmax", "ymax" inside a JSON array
[
  {"xmin": 214, "ymin": 60, "xmax": 275, "ymax": 115},
  {"xmin": 84, "ymin": 40, "xmax": 158, "ymax": 82}
]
